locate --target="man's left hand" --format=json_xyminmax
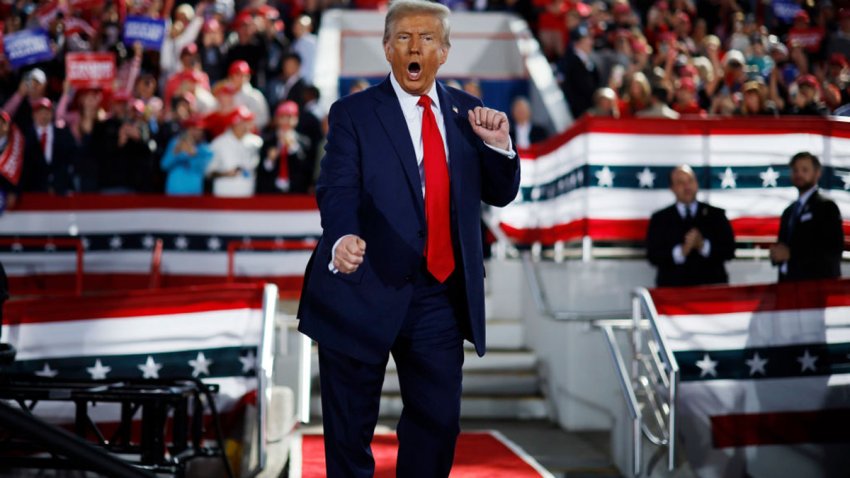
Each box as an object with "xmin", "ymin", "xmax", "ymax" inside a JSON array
[{"xmin": 468, "ymin": 106, "xmax": 510, "ymax": 151}]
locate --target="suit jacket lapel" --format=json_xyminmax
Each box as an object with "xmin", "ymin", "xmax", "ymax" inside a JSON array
[
  {"xmin": 374, "ymin": 76, "xmax": 425, "ymax": 219},
  {"xmin": 437, "ymin": 82, "xmax": 464, "ymax": 200}
]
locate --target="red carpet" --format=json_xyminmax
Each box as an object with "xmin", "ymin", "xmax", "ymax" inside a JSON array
[{"xmin": 296, "ymin": 431, "xmax": 552, "ymax": 477}]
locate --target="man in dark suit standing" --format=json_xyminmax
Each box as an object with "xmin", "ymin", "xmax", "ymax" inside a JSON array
[
  {"xmin": 266, "ymin": 53, "xmax": 307, "ymax": 110},
  {"xmin": 297, "ymin": 1, "xmax": 520, "ymax": 476},
  {"xmin": 508, "ymin": 96, "xmax": 548, "ymax": 149},
  {"xmin": 559, "ymin": 24, "xmax": 600, "ymax": 120},
  {"xmin": 20, "ymin": 98, "xmax": 77, "ymax": 195},
  {"xmin": 770, "ymin": 152, "xmax": 844, "ymax": 282},
  {"xmin": 646, "ymin": 165, "xmax": 736, "ymax": 287}
]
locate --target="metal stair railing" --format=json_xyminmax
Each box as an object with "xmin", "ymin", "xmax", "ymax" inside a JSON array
[{"xmin": 593, "ymin": 288, "xmax": 680, "ymax": 477}]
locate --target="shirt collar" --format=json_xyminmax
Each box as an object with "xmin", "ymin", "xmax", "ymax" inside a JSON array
[
  {"xmin": 676, "ymin": 201, "xmax": 697, "ymax": 217},
  {"xmin": 389, "ymin": 73, "xmax": 440, "ymax": 116},
  {"xmin": 798, "ymin": 186, "xmax": 817, "ymax": 206}
]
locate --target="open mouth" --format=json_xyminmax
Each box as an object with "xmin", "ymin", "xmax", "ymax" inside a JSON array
[{"xmin": 407, "ymin": 62, "xmax": 421, "ymax": 81}]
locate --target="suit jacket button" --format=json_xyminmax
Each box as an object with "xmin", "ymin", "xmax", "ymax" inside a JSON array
[
  {"xmin": 404, "ymin": 275, "xmax": 413, "ymax": 282},
  {"xmin": 418, "ymin": 230, "xmax": 426, "ymax": 238}
]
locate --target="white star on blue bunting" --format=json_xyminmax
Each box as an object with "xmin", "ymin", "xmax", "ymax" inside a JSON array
[
  {"xmin": 87, "ymin": 359, "xmax": 112, "ymax": 380},
  {"xmin": 595, "ymin": 166, "xmax": 615, "ymax": 188},
  {"xmin": 719, "ymin": 167, "xmax": 737, "ymax": 189},
  {"xmin": 696, "ymin": 353, "xmax": 718, "ymax": 377},
  {"xmin": 797, "ymin": 349, "xmax": 818, "ymax": 373},
  {"xmin": 188, "ymin": 352, "xmax": 213, "ymax": 377},
  {"xmin": 759, "ymin": 167, "xmax": 779, "ymax": 188},
  {"xmin": 745, "ymin": 352, "xmax": 768, "ymax": 376}
]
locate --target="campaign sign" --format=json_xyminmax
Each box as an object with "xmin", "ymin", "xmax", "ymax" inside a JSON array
[
  {"xmin": 773, "ymin": 0, "xmax": 801, "ymax": 24},
  {"xmin": 123, "ymin": 16, "xmax": 166, "ymax": 50},
  {"xmin": 69, "ymin": 0, "xmax": 106, "ymax": 10},
  {"xmin": 66, "ymin": 52, "xmax": 116, "ymax": 89},
  {"xmin": 4, "ymin": 29, "xmax": 54, "ymax": 69}
]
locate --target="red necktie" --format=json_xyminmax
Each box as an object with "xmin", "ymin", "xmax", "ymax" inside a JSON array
[
  {"xmin": 39, "ymin": 130, "xmax": 47, "ymax": 156},
  {"xmin": 418, "ymin": 95, "xmax": 454, "ymax": 282},
  {"xmin": 276, "ymin": 140, "xmax": 290, "ymax": 189}
]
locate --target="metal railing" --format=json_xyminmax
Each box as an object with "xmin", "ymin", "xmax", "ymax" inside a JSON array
[
  {"xmin": 226, "ymin": 239, "xmax": 317, "ymax": 283},
  {"xmin": 0, "ymin": 237, "xmax": 85, "ymax": 296},
  {"xmin": 593, "ymin": 288, "xmax": 680, "ymax": 477},
  {"xmin": 520, "ymin": 250, "xmax": 630, "ymax": 321}
]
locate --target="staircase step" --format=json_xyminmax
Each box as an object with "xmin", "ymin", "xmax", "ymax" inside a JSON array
[
  {"xmin": 379, "ymin": 395, "xmax": 550, "ymax": 419},
  {"xmin": 382, "ymin": 371, "xmax": 539, "ymax": 395},
  {"xmin": 386, "ymin": 350, "xmax": 537, "ymax": 373},
  {"xmin": 465, "ymin": 320, "xmax": 525, "ymax": 350},
  {"xmin": 309, "ymin": 395, "xmax": 549, "ymax": 420}
]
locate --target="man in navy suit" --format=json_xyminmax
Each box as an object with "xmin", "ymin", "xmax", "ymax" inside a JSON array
[
  {"xmin": 20, "ymin": 98, "xmax": 78, "ymax": 195},
  {"xmin": 646, "ymin": 165, "xmax": 736, "ymax": 287},
  {"xmin": 297, "ymin": 1, "xmax": 520, "ymax": 476},
  {"xmin": 770, "ymin": 152, "xmax": 844, "ymax": 282}
]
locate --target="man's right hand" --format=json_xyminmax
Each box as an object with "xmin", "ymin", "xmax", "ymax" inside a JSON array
[
  {"xmin": 769, "ymin": 243, "xmax": 790, "ymax": 263},
  {"xmin": 334, "ymin": 235, "xmax": 366, "ymax": 274}
]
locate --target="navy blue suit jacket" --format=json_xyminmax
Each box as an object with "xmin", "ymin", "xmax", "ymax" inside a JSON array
[{"xmin": 298, "ymin": 76, "xmax": 520, "ymax": 364}]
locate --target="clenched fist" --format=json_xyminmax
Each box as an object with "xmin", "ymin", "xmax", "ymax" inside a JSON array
[{"xmin": 334, "ymin": 235, "xmax": 366, "ymax": 274}]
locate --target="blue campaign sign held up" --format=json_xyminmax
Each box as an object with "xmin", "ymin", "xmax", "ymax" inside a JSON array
[
  {"xmin": 123, "ymin": 16, "xmax": 166, "ymax": 50},
  {"xmin": 4, "ymin": 29, "xmax": 54, "ymax": 69},
  {"xmin": 773, "ymin": 0, "xmax": 801, "ymax": 24}
]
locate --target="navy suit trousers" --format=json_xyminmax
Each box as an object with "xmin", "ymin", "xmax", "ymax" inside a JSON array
[{"xmin": 318, "ymin": 267, "xmax": 465, "ymax": 478}]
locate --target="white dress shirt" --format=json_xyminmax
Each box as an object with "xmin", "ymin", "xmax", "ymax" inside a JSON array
[
  {"xmin": 329, "ymin": 76, "xmax": 515, "ymax": 272},
  {"xmin": 36, "ymin": 125, "xmax": 54, "ymax": 165},
  {"xmin": 514, "ymin": 121, "xmax": 532, "ymax": 149},
  {"xmin": 672, "ymin": 201, "xmax": 711, "ymax": 264}
]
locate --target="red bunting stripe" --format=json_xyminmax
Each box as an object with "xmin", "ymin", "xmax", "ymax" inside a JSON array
[
  {"xmin": 520, "ymin": 116, "xmax": 850, "ymax": 159},
  {"xmin": 4, "ymin": 283, "xmax": 266, "ymax": 325},
  {"xmin": 711, "ymin": 409, "xmax": 850, "ymax": 447},
  {"xmin": 11, "ymin": 193, "xmax": 318, "ymax": 211},
  {"xmin": 650, "ymin": 278, "xmax": 850, "ymax": 316}
]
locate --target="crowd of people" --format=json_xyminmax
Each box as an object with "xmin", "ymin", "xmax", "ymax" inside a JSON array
[
  {"xmin": 0, "ymin": 0, "xmax": 326, "ymax": 204},
  {"xmin": 552, "ymin": 0, "xmax": 850, "ymax": 119},
  {"xmin": 0, "ymin": 0, "xmax": 847, "ymax": 204}
]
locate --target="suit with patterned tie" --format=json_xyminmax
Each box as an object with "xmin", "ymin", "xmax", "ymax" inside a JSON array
[
  {"xmin": 775, "ymin": 190, "xmax": 844, "ymax": 282},
  {"xmin": 297, "ymin": 75, "xmax": 519, "ymax": 477}
]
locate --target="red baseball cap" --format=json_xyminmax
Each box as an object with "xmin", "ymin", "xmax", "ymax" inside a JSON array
[
  {"xmin": 213, "ymin": 81, "xmax": 238, "ymax": 97},
  {"xmin": 233, "ymin": 12, "xmax": 253, "ymax": 28},
  {"xmin": 228, "ymin": 60, "xmax": 251, "ymax": 77},
  {"xmin": 130, "ymin": 99, "xmax": 145, "ymax": 114},
  {"xmin": 794, "ymin": 10, "xmax": 810, "ymax": 23},
  {"xmin": 829, "ymin": 52, "xmax": 848, "ymax": 68},
  {"xmin": 613, "ymin": 3, "xmax": 631, "ymax": 15},
  {"xmin": 275, "ymin": 100, "xmax": 299, "ymax": 117},
  {"xmin": 203, "ymin": 18, "xmax": 221, "ymax": 33},
  {"xmin": 112, "ymin": 91, "xmax": 131, "ymax": 103},
  {"xmin": 181, "ymin": 43, "xmax": 198, "ymax": 56},
  {"xmin": 574, "ymin": 2, "xmax": 591, "ymax": 17},
  {"xmin": 181, "ymin": 115, "xmax": 205, "ymax": 129},
  {"xmin": 31, "ymin": 97, "xmax": 53, "ymax": 111},
  {"xmin": 797, "ymin": 74, "xmax": 819, "ymax": 89}
]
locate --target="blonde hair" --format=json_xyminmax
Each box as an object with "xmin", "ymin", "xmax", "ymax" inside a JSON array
[{"xmin": 383, "ymin": 0, "xmax": 452, "ymax": 47}]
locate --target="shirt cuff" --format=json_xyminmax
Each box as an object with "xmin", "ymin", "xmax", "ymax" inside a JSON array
[
  {"xmin": 672, "ymin": 244, "xmax": 686, "ymax": 265},
  {"xmin": 327, "ymin": 235, "xmax": 352, "ymax": 274},
  {"xmin": 484, "ymin": 136, "xmax": 516, "ymax": 158},
  {"xmin": 700, "ymin": 239, "xmax": 711, "ymax": 257}
]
